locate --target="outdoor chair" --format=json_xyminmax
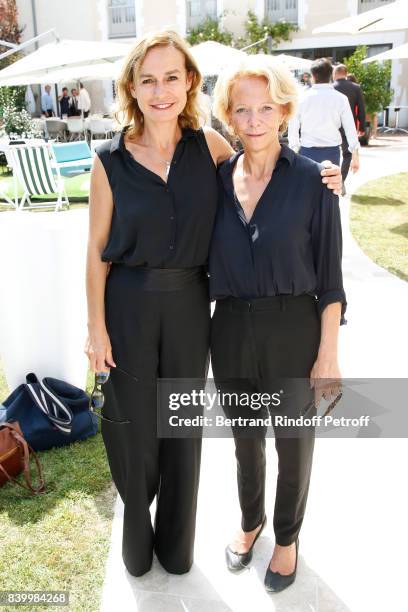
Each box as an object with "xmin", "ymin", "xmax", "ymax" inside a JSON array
[
  {"xmin": 0, "ymin": 174, "xmax": 16, "ymax": 209},
  {"xmin": 1, "ymin": 139, "xmax": 46, "ymax": 209},
  {"xmin": 89, "ymin": 118, "xmax": 113, "ymax": 139},
  {"xmin": 1, "ymin": 145, "xmax": 19, "ymax": 209},
  {"xmin": 31, "ymin": 118, "xmax": 46, "ymax": 139},
  {"xmin": 51, "ymin": 141, "xmax": 93, "ymax": 176},
  {"xmin": 6, "ymin": 143, "xmax": 69, "ymax": 211},
  {"xmin": 90, "ymin": 139, "xmax": 106, "ymax": 153},
  {"xmin": 45, "ymin": 118, "xmax": 67, "ymax": 142},
  {"xmin": 67, "ymin": 117, "xmax": 86, "ymax": 141}
]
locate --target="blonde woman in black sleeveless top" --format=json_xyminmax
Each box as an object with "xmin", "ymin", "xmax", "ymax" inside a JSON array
[{"xmin": 84, "ymin": 30, "xmax": 342, "ymax": 578}]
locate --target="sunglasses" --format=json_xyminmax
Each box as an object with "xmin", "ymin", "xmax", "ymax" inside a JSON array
[
  {"xmin": 300, "ymin": 390, "xmax": 343, "ymax": 418},
  {"xmin": 89, "ymin": 365, "xmax": 138, "ymax": 424}
]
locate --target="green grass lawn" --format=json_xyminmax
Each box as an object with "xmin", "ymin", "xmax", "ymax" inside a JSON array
[
  {"xmin": 0, "ymin": 172, "xmax": 90, "ymax": 211},
  {"xmin": 350, "ymin": 172, "xmax": 408, "ymax": 282},
  {"xmin": 0, "ymin": 363, "xmax": 116, "ymax": 612}
]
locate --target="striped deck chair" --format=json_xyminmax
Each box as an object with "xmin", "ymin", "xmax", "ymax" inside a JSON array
[
  {"xmin": 0, "ymin": 144, "xmax": 22, "ymax": 209},
  {"xmin": 7, "ymin": 143, "xmax": 69, "ymax": 211},
  {"xmin": 1, "ymin": 139, "xmax": 47, "ymax": 209},
  {"xmin": 0, "ymin": 168, "xmax": 16, "ymax": 209}
]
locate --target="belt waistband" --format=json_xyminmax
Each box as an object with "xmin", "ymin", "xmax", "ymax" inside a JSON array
[
  {"xmin": 215, "ymin": 294, "xmax": 315, "ymax": 313},
  {"xmin": 111, "ymin": 264, "xmax": 207, "ymax": 291}
]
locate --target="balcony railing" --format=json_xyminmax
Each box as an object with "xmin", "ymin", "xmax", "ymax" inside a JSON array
[
  {"xmin": 186, "ymin": 0, "xmax": 217, "ymax": 30},
  {"xmin": 265, "ymin": 0, "xmax": 298, "ymax": 24},
  {"xmin": 358, "ymin": 0, "xmax": 394, "ymax": 13},
  {"xmin": 108, "ymin": 3, "xmax": 136, "ymax": 38}
]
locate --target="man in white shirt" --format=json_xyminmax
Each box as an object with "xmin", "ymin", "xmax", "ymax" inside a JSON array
[
  {"xmin": 288, "ymin": 58, "xmax": 359, "ymax": 188},
  {"xmin": 41, "ymin": 84, "xmax": 55, "ymax": 117},
  {"xmin": 78, "ymin": 82, "xmax": 91, "ymax": 118}
]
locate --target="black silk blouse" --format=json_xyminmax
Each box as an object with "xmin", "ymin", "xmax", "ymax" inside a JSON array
[
  {"xmin": 208, "ymin": 145, "xmax": 347, "ymax": 324},
  {"xmin": 95, "ymin": 127, "xmax": 218, "ymax": 268}
]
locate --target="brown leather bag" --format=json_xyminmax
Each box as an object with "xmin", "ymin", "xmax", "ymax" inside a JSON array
[{"xmin": 0, "ymin": 422, "xmax": 45, "ymax": 494}]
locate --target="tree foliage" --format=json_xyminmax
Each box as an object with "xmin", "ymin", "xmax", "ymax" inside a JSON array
[
  {"xmin": 186, "ymin": 17, "xmax": 233, "ymax": 46},
  {"xmin": 345, "ymin": 46, "xmax": 393, "ymax": 115},
  {"xmin": 239, "ymin": 10, "xmax": 298, "ymax": 53},
  {"xmin": 0, "ymin": 0, "xmax": 26, "ymax": 112},
  {"xmin": 186, "ymin": 11, "xmax": 297, "ymax": 53},
  {"xmin": 0, "ymin": 0, "xmax": 24, "ymax": 69}
]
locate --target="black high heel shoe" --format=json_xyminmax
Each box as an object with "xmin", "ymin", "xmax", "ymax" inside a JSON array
[
  {"xmin": 225, "ymin": 515, "xmax": 267, "ymax": 572},
  {"xmin": 264, "ymin": 537, "xmax": 299, "ymax": 593}
]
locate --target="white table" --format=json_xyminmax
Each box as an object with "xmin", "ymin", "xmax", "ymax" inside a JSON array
[{"xmin": 382, "ymin": 105, "xmax": 408, "ymax": 135}]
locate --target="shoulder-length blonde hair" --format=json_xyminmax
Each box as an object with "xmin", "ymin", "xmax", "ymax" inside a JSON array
[
  {"xmin": 213, "ymin": 54, "xmax": 298, "ymax": 135},
  {"xmin": 113, "ymin": 30, "xmax": 203, "ymax": 137}
]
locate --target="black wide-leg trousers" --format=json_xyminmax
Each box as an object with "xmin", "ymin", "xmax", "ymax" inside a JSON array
[
  {"xmin": 101, "ymin": 264, "xmax": 210, "ymax": 576},
  {"xmin": 211, "ymin": 294, "xmax": 321, "ymax": 546}
]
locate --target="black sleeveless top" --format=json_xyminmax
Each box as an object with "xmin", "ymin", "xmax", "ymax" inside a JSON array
[{"xmin": 95, "ymin": 127, "xmax": 218, "ymax": 268}]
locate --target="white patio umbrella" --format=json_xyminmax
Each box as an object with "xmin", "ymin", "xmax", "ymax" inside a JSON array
[
  {"xmin": 273, "ymin": 54, "xmax": 312, "ymax": 70},
  {"xmin": 0, "ymin": 57, "xmax": 125, "ymax": 87},
  {"xmin": 362, "ymin": 41, "xmax": 408, "ymax": 63},
  {"xmin": 0, "ymin": 39, "xmax": 131, "ymax": 82},
  {"xmin": 190, "ymin": 41, "xmax": 246, "ymax": 76},
  {"xmin": 313, "ymin": 1, "xmax": 407, "ymax": 34}
]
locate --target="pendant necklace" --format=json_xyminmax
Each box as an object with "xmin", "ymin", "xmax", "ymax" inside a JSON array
[{"xmin": 127, "ymin": 137, "xmax": 173, "ymax": 178}]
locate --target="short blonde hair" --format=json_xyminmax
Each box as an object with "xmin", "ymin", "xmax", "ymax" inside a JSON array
[
  {"xmin": 114, "ymin": 30, "xmax": 203, "ymax": 137},
  {"xmin": 213, "ymin": 55, "xmax": 298, "ymax": 135}
]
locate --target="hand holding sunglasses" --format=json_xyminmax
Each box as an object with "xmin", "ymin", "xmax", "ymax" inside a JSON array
[{"xmin": 89, "ymin": 364, "xmax": 138, "ymax": 424}]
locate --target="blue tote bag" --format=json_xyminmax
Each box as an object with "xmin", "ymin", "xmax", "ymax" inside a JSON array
[{"xmin": 0, "ymin": 373, "xmax": 98, "ymax": 451}]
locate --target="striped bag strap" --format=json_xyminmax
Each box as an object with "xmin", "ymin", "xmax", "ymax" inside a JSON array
[
  {"xmin": 25, "ymin": 373, "xmax": 73, "ymax": 435},
  {"xmin": 14, "ymin": 145, "xmax": 58, "ymax": 196}
]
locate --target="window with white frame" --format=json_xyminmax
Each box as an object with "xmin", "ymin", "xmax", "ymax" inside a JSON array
[
  {"xmin": 358, "ymin": 0, "xmax": 394, "ymax": 13},
  {"xmin": 108, "ymin": 0, "xmax": 136, "ymax": 38},
  {"xmin": 265, "ymin": 0, "xmax": 298, "ymax": 24},
  {"xmin": 186, "ymin": 0, "xmax": 217, "ymax": 30}
]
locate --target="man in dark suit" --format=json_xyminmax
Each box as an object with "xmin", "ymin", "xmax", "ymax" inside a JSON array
[
  {"xmin": 58, "ymin": 87, "xmax": 70, "ymax": 118},
  {"xmin": 333, "ymin": 64, "xmax": 366, "ymax": 185},
  {"xmin": 68, "ymin": 88, "xmax": 81, "ymax": 117}
]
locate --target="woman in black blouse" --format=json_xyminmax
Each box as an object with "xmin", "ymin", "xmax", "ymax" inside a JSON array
[
  {"xmin": 84, "ymin": 30, "xmax": 342, "ymax": 579},
  {"xmin": 210, "ymin": 56, "xmax": 347, "ymax": 592}
]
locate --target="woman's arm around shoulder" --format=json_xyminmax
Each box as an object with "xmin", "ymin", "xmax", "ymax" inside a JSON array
[{"xmin": 202, "ymin": 125, "xmax": 234, "ymax": 166}]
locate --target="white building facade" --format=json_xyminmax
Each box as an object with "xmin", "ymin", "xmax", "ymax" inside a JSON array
[{"xmin": 15, "ymin": 0, "xmax": 408, "ymax": 125}]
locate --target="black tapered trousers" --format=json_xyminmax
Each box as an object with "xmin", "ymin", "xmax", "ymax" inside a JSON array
[
  {"xmin": 101, "ymin": 264, "xmax": 210, "ymax": 576},
  {"xmin": 211, "ymin": 294, "xmax": 321, "ymax": 546}
]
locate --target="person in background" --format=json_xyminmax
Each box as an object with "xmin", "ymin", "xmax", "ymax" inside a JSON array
[
  {"xmin": 300, "ymin": 72, "xmax": 312, "ymax": 88},
  {"xmin": 59, "ymin": 87, "xmax": 70, "ymax": 118},
  {"xmin": 333, "ymin": 63, "xmax": 366, "ymax": 187},
  {"xmin": 69, "ymin": 88, "xmax": 81, "ymax": 116},
  {"xmin": 347, "ymin": 73, "xmax": 357, "ymax": 84},
  {"xmin": 200, "ymin": 82, "xmax": 212, "ymax": 126},
  {"xmin": 288, "ymin": 58, "xmax": 360, "ymax": 192},
  {"xmin": 41, "ymin": 84, "xmax": 55, "ymax": 117},
  {"xmin": 78, "ymin": 82, "xmax": 91, "ymax": 118}
]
